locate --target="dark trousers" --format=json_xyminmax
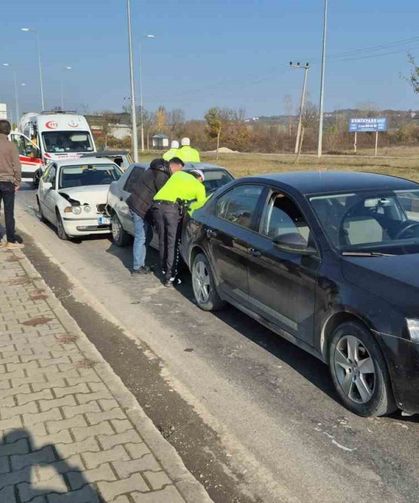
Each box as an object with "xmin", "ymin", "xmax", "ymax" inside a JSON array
[
  {"xmin": 0, "ymin": 182, "xmax": 16, "ymax": 243},
  {"xmin": 152, "ymin": 203, "xmax": 182, "ymax": 280}
]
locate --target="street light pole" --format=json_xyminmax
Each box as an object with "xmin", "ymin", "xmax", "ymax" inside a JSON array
[
  {"xmin": 317, "ymin": 0, "xmax": 328, "ymax": 158},
  {"xmin": 2, "ymin": 63, "xmax": 19, "ymax": 125},
  {"xmin": 290, "ymin": 62, "xmax": 310, "ymax": 155},
  {"xmin": 60, "ymin": 66, "xmax": 72, "ymax": 111},
  {"xmin": 21, "ymin": 28, "xmax": 45, "ymax": 111},
  {"xmin": 126, "ymin": 0, "xmax": 139, "ymax": 162},
  {"xmin": 139, "ymin": 34, "xmax": 155, "ymax": 152}
]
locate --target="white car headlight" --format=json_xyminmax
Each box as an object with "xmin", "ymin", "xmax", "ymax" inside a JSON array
[
  {"xmin": 84, "ymin": 205, "xmax": 92, "ymax": 213},
  {"xmin": 72, "ymin": 206, "xmax": 82, "ymax": 215},
  {"xmin": 406, "ymin": 319, "xmax": 419, "ymax": 343}
]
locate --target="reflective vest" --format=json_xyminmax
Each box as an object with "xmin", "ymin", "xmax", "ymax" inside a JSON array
[
  {"xmin": 162, "ymin": 148, "xmax": 179, "ymax": 161},
  {"xmin": 154, "ymin": 170, "xmax": 206, "ymax": 213},
  {"xmin": 177, "ymin": 146, "xmax": 200, "ymax": 163}
]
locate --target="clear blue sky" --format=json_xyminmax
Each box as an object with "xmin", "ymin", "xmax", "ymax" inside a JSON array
[{"xmin": 1, "ymin": 0, "xmax": 419, "ymax": 119}]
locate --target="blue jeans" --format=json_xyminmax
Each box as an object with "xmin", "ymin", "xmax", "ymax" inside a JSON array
[{"xmin": 131, "ymin": 211, "xmax": 150, "ymax": 270}]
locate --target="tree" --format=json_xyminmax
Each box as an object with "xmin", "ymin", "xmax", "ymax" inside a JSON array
[
  {"xmin": 407, "ymin": 53, "xmax": 419, "ymax": 94},
  {"xmin": 205, "ymin": 108, "xmax": 223, "ymax": 158},
  {"xmin": 96, "ymin": 111, "xmax": 120, "ymax": 149},
  {"xmin": 167, "ymin": 109, "xmax": 185, "ymax": 138},
  {"xmin": 154, "ymin": 106, "xmax": 167, "ymax": 133}
]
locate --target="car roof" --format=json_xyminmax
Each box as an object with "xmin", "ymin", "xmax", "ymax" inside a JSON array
[
  {"xmin": 129, "ymin": 162, "xmax": 231, "ymax": 173},
  {"xmin": 241, "ymin": 171, "xmax": 419, "ymax": 195},
  {"xmin": 53, "ymin": 157, "xmax": 117, "ymax": 167}
]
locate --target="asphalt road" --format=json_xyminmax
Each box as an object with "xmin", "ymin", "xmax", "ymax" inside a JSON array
[{"xmin": 14, "ymin": 185, "xmax": 419, "ymax": 503}]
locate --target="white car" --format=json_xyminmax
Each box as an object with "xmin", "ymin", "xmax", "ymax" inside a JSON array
[{"xmin": 37, "ymin": 157, "xmax": 123, "ymax": 240}]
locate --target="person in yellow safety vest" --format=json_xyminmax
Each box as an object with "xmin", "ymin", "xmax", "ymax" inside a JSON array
[
  {"xmin": 152, "ymin": 158, "xmax": 206, "ymax": 287},
  {"xmin": 163, "ymin": 140, "xmax": 180, "ymax": 161},
  {"xmin": 177, "ymin": 137, "xmax": 200, "ymax": 163}
]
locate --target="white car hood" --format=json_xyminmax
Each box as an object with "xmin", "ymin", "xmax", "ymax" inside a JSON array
[{"xmin": 58, "ymin": 185, "xmax": 109, "ymax": 205}]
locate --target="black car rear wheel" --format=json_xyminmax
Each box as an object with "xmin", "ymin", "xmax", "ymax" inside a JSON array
[
  {"xmin": 111, "ymin": 213, "xmax": 130, "ymax": 247},
  {"xmin": 192, "ymin": 253, "xmax": 225, "ymax": 311},
  {"xmin": 329, "ymin": 321, "xmax": 396, "ymax": 417}
]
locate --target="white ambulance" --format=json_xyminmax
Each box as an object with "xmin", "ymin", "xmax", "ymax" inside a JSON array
[{"xmin": 11, "ymin": 112, "xmax": 96, "ymax": 186}]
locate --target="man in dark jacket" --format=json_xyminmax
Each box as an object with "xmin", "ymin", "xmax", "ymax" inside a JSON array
[
  {"xmin": 126, "ymin": 158, "xmax": 171, "ymax": 274},
  {"xmin": 0, "ymin": 120, "xmax": 23, "ymax": 250}
]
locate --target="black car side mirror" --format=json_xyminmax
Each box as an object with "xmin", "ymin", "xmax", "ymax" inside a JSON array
[{"xmin": 272, "ymin": 233, "xmax": 317, "ymax": 256}]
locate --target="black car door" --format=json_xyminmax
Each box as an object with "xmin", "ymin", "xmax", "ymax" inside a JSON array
[
  {"xmin": 247, "ymin": 189, "xmax": 320, "ymax": 346},
  {"xmin": 205, "ymin": 184, "xmax": 266, "ymax": 306}
]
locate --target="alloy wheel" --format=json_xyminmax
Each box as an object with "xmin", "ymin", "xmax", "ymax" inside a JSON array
[
  {"xmin": 112, "ymin": 216, "xmax": 121, "ymax": 242},
  {"xmin": 333, "ymin": 335, "xmax": 376, "ymax": 404},
  {"xmin": 193, "ymin": 260, "xmax": 211, "ymax": 304}
]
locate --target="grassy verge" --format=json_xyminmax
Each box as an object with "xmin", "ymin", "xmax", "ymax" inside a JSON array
[{"xmin": 139, "ymin": 147, "xmax": 419, "ymax": 181}]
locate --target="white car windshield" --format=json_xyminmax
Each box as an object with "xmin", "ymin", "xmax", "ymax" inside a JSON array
[
  {"xmin": 310, "ymin": 189, "xmax": 419, "ymax": 254},
  {"xmin": 42, "ymin": 131, "xmax": 94, "ymax": 153},
  {"xmin": 59, "ymin": 164, "xmax": 122, "ymax": 189}
]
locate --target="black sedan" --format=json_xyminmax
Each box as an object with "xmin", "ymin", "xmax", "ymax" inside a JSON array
[{"xmin": 181, "ymin": 171, "xmax": 419, "ymax": 417}]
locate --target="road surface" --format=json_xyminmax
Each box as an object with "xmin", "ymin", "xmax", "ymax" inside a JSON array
[{"xmin": 14, "ymin": 185, "xmax": 419, "ymax": 503}]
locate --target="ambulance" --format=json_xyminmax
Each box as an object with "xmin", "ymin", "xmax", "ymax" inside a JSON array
[{"xmin": 11, "ymin": 111, "xmax": 96, "ymax": 186}]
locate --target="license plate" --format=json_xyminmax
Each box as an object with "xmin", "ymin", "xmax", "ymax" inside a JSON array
[{"xmin": 97, "ymin": 215, "xmax": 110, "ymax": 226}]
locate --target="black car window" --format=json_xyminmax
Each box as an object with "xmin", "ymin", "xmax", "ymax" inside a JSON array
[
  {"xmin": 124, "ymin": 166, "xmax": 145, "ymax": 192},
  {"xmin": 215, "ymin": 185, "xmax": 264, "ymax": 230},
  {"xmin": 261, "ymin": 193, "xmax": 311, "ymax": 246}
]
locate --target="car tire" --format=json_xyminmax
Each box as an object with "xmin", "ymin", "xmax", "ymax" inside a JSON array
[
  {"xmin": 37, "ymin": 196, "xmax": 47, "ymax": 223},
  {"xmin": 328, "ymin": 321, "xmax": 396, "ymax": 417},
  {"xmin": 192, "ymin": 252, "xmax": 225, "ymax": 311},
  {"xmin": 56, "ymin": 210, "xmax": 69, "ymax": 241},
  {"xmin": 32, "ymin": 170, "xmax": 42, "ymax": 189},
  {"xmin": 111, "ymin": 213, "xmax": 130, "ymax": 247}
]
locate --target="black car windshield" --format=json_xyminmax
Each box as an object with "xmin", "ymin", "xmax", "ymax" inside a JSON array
[
  {"xmin": 59, "ymin": 164, "xmax": 122, "ymax": 189},
  {"xmin": 310, "ymin": 189, "xmax": 419, "ymax": 255},
  {"xmin": 42, "ymin": 131, "xmax": 94, "ymax": 153}
]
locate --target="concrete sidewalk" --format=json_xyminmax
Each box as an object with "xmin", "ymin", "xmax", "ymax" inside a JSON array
[{"xmin": 0, "ymin": 246, "xmax": 212, "ymax": 503}]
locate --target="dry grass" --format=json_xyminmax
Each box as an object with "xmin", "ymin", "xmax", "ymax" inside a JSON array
[{"xmin": 141, "ymin": 146, "xmax": 419, "ymax": 182}]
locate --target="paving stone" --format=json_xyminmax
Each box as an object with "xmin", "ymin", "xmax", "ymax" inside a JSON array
[
  {"xmin": 72, "ymin": 422, "xmax": 113, "ymax": 441},
  {"xmin": 113, "ymin": 454, "xmax": 161, "ymax": 479},
  {"xmin": 32, "ymin": 378, "xmax": 66, "ymax": 392},
  {"xmin": 83, "ymin": 445, "xmax": 130, "ymax": 470},
  {"xmin": 97, "ymin": 473, "xmax": 148, "ymax": 500},
  {"xmin": 34, "ymin": 454, "xmax": 83, "ymax": 482},
  {"xmin": 86, "ymin": 408, "xmax": 126, "ymax": 425},
  {"xmin": 125, "ymin": 442, "xmax": 153, "ymax": 460},
  {"xmin": 62, "ymin": 401, "xmax": 101, "ymax": 419},
  {"xmin": 0, "ymin": 485, "xmax": 17, "ymax": 503},
  {"xmin": 112, "ymin": 419, "xmax": 132, "ymax": 433},
  {"xmin": 47, "ymin": 414, "xmax": 88, "ymax": 434},
  {"xmin": 0, "ymin": 400, "xmax": 38, "ymax": 420},
  {"xmin": 23, "ymin": 408, "xmax": 62, "ymax": 427},
  {"xmin": 67, "ymin": 462, "xmax": 116, "ymax": 490},
  {"xmin": 47, "ymin": 485, "xmax": 102, "ymax": 503},
  {"xmin": 57, "ymin": 437, "xmax": 100, "ymax": 458},
  {"xmin": 131, "ymin": 486, "xmax": 186, "ymax": 503},
  {"xmin": 16, "ymin": 388, "xmax": 53, "ymax": 405},
  {"xmin": 18, "ymin": 472, "xmax": 67, "ymax": 502},
  {"xmin": 143, "ymin": 470, "xmax": 173, "ymax": 490},
  {"xmin": 0, "ymin": 415, "xmax": 23, "ymax": 432},
  {"xmin": 54, "ymin": 383, "xmax": 89, "ymax": 398},
  {"xmin": 76, "ymin": 390, "xmax": 111, "ymax": 404},
  {"xmin": 31, "ymin": 430, "xmax": 73, "ymax": 450},
  {"xmin": 0, "ymin": 438, "xmax": 29, "ymax": 457},
  {"xmin": 0, "ymin": 454, "xmax": 9, "ymax": 473},
  {"xmin": 11, "ymin": 445, "xmax": 56, "ymax": 471},
  {"xmin": 38, "ymin": 395, "xmax": 77, "ymax": 412},
  {"xmin": 97, "ymin": 430, "xmax": 145, "ymax": 450}
]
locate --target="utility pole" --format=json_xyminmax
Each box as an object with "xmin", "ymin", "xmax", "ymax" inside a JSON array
[
  {"xmin": 21, "ymin": 28, "xmax": 45, "ymax": 111},
  {"xmin": 139, "ymin": 34, "xmax": 155, "ymax": 152},
  {"xmin": 317, "ymin": 0, "xmax": 328, "ymax": 158},
  {"xmin": 2, "ymin": 64, "xmax": 19, "ymax": 125},
  {"xmin": 290, "ymin": 62, "xmax": 310, "ymax": 155},
  {"xmin": 126, "ymin": 0, "xmax": 138, "ymax": 162}
]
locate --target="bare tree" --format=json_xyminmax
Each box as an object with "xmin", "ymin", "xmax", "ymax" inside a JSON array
[{"xmin": 407, "ymin": 53, "xmax": 419, "ymax": 94}]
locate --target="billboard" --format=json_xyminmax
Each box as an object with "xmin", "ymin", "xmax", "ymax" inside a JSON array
[{"xmin": 349, "ymin": 118, "xmax": 387, "ymax": 133}]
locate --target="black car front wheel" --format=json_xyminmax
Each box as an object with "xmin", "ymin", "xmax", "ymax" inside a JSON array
[
  {"xmin": 111, "ymin": 213, "xmax": 130, "ymax": 247},
  {"xmin": 329, "ymin": 321, "xmax": 396, "ymax": 417},
  {"xmin": 192, "ymin": 253, "xmax": 225, "ymax": 311},
  {"xmin": 56, "ymin": 210, "xmax": 69, "ymax": 241}
]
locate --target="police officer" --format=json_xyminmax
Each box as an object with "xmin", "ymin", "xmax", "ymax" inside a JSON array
[
  {"xmin": 178, "ymin": 137, "xmax": 200, "ymax": 163},
  {"xmin": 163, "ymin": 140, "xmax": 180, "ymax": 161},
  {"xmin": 153, "ymin": 158, "xmax": 206, "ymax": 287}
]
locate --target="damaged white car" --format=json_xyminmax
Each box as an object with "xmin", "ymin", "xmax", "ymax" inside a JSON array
[{"xmin": 36, "ymin": 157, "xmax": 122, "ymax": 240}]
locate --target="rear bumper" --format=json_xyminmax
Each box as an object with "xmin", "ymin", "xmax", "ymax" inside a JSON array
[{"xmin": 377, "ymin": 331, "xmax": 419, "ymax": 414}]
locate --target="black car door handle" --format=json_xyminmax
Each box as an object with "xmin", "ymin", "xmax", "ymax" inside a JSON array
[
  {"xmin": 206, "ymin": 228, "xmax": 217, "ymax": 238},
  {"xmin": 249, "ymin": 248, "xmax": 262, "ymax": 257}
]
